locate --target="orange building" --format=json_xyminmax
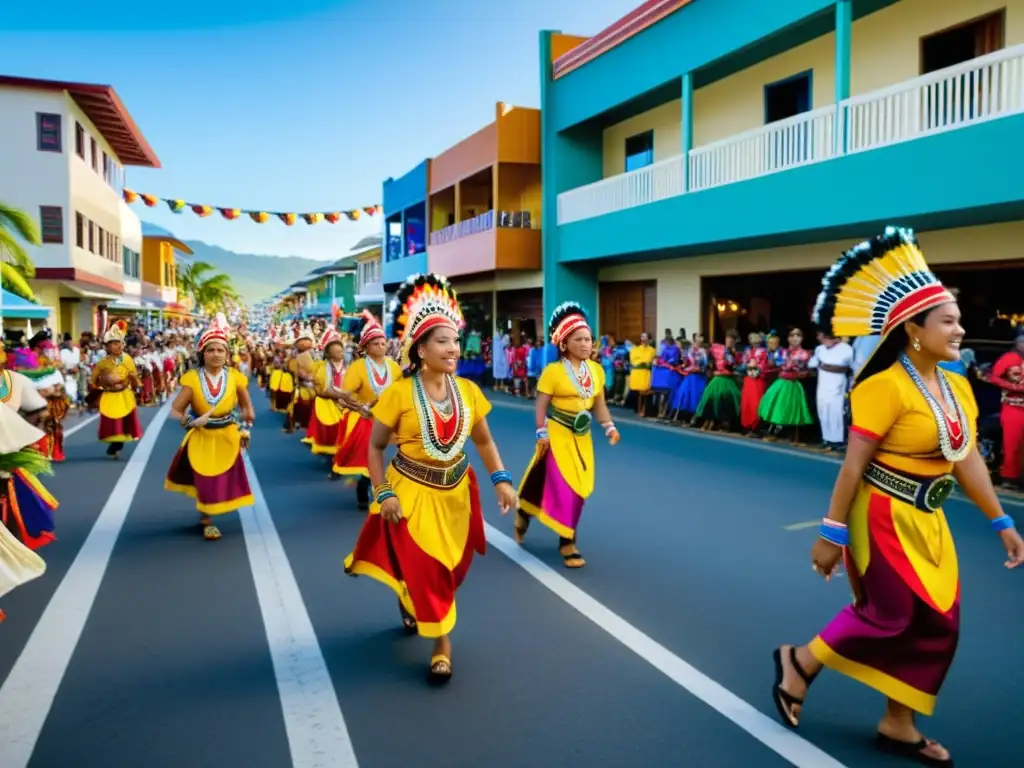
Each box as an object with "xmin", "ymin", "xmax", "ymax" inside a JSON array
[{"xmin": 427, "ymin": 102, "xmax": 542, "ymax": 344}]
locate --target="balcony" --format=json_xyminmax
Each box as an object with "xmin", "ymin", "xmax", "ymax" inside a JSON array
[
  {"xmin": 557, "ymin": 45, "xmax": 1024, "ymax": 233},
  {"xmin": 427, "ymin": 210, "xmax": 541, "ymax": 277}
]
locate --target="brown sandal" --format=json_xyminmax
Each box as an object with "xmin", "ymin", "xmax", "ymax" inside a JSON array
[
  {"xmin": 771, "ymin": 646, "xmax": 819, "ymax": 728},
  {"xmin": 513, "ymin": 510, "xmax": 529, "ymax": 544},
  {"xmin": 559, "ymin": 543, "xmax": 585, "ymax": 568},
  {"xmin": 428, "ymin": 654, "xmax": 452, "ymax": 684}
]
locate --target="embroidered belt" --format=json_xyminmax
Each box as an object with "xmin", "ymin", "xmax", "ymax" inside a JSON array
[
  {"xmin": 547, "ymin": 406, "xmax": 592, "ymax": 436},
  {"xmin": 863, "ymin": 462, "xmax": 956, "ymax": 513},
  {"xmin": 392, "ymin": 452, "xmax": 469, "ymax": 489},
  {"xmin": 632, "ymin": 363, "xmax": 652, "ymax": 371},
  {"xmin": 198, "ymin": 414, "xmax": 236, "ymax": 430},
  {"xmin": 1003, "ymin": 394, "xmax": 1024, "ymax": 408}
]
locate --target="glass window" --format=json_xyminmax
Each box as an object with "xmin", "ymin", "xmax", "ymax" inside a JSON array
[
  {"xmin": 624, "ymin": 130, "xmax": 654, "ymax": 172},
  {"xmin": 37, "ymin": 113, "xmax": 62, "ymax": 152}
]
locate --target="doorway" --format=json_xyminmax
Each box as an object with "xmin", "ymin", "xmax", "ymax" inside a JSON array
[{"xmin": 764, "ymin": 70, "xmax": 813, "ymax": 165}]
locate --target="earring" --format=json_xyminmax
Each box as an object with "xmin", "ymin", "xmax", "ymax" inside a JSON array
[{"xmin": 912, "ymin": 338, "xmax": 921, "ymax": 352}]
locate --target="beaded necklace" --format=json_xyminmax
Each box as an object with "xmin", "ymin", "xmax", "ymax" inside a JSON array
[
  {"xmin": 198, "ymin": 367, "xmax": 228, "ymax": 409},
  {"xmin": 899, "ymin": 353, "xmax": 970, "ymax": 462},
  {"xmin": 325, "ymin": 360, "xmax": 344, "ymax": 390},
  {"xmin": 365, "ymin": 356, "xmax": 391, "ymax": 397},
  {"xmin": 562, "ymin": 358, "xmax": 594, "ymax": 399},
  {"xmin": 411, "ymin": 372, "xmax": 470, "ymax": 461}
]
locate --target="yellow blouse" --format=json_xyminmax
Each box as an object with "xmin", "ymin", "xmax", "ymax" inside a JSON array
[
  {"xmin": 91, "ymin": 354, "xmax": 138, "ymax": 419},
  {"xmin": 628, "ymin": 344, "xmax": 656, "ymax": 392},
  {"xmin": 178, "ymin": 368, "xmax": 247, "ymax": 479},
  {"xmin": 537, "ymin": 359, "xmax": 606, "ymax": 414},
  {"xmin": 850, "ymin": 363, "xmax": 978, "ymax": 476},
  {"xmin": 343, "ymin": 356, "xmax": 403, "ymax": 406},
  {"xmin": 180, "ymin": 368, "xmax": 247, "ymax": 417},
  {"xmin": 372, "ymin": 375, "xmax": 490, "ymax": 465}
]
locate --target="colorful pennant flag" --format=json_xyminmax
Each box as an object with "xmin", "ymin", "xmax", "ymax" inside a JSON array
[{"xmin": 122, "ymin": 189, "xmax": 382, "ymax": 224}]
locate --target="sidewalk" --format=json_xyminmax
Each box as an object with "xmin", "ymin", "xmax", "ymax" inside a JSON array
[{"xmin": 487, "ymin": 389, "xmax": 1024, "ymax": 508}]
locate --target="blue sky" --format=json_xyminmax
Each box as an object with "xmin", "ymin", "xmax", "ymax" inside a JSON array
[{"xmin": 2, "ymin": 0, "xmax": 638, "ymax": 261}]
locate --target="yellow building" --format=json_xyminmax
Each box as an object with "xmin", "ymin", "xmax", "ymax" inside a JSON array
[{"xmin": 140, "ymin": 222, "xmax": 192, "ymax": 319}]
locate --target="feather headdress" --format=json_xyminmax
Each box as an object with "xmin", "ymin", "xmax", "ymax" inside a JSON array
[
  {"xmin": 389, "ymin": 273, "xmax": 463, "ymax": 367},
  {"xmin": 102, "ymin": 319, "xmax": 128, "ymax": 344},
  {"xmin": 197, "ymin": 312, "xmax": 231, "ymax": 351},
  {"xmin": 812, "ymin": 227, "xmax": 954, "ymax": 339},
  {"xmin": 548, "ymin": 302, "xmax": 591, "ymax": 346},
  {"xmin": 357, "ymin": 309, "xmax": 386, "ymax": 348}
]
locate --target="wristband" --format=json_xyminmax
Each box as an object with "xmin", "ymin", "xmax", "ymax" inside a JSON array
[
  {"xmin": 490, "ymin": 470, "xmax": 513, "ymax": 487},
  {"xmin": 991, "ymin": 514, "xmax": 1016, "ymax": 532},
  {"xmin": 818, "ymin": 518, "xmax": 849, "ymax": 547},
  {"xmin": 602, "ymin": 421, "xmax": 617, "ymax": 436},
  {"xmin": 375, "ymin": 490, "xmax": 397, "ymax": 504},
  {"xmin": 536, "ymin": 427, "xmax": 549, "ymax": 440}
]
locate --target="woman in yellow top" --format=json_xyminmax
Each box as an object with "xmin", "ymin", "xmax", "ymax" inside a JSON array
[
  {"xmin": 268, "ymin": 335, "xmax": 294, "ymax": 413},
  {"xmin": 306, "ymin": 326, "xmax": 350, "ymax": 460},
  {"xmin": 344, "ymin": 274, "xmax": 516, "ymax": 683},
  {"xmin": 332, "ymin": 311, "xmax": 402, "ymax": 508},
  {"xmin": 627, "ymin": 332, "xmax": 656, "ymax": 396},
  {"xmin": 514, "ymin": 302, "xmax": 620, "ymax": 568},
  {"xmin": 90, "ymin": 321, "xmax": 142, "ymax": 459},
  {"xmin": 288, "ymin": 326, "xmax": 317, "ymax": 434},
  {"xmin": 771, "ymin": 228, "xmax": 1024, "ymax": 766},
  {"xmin": 166, "ymin": 314, "xmax": 256, "ymax": 541}
]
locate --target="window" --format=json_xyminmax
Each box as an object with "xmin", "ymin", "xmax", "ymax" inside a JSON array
[
  {"xmin": 102, "ymin": 152, "xmax": 110, "ymax": 182},
  {"xmin": 75, "ymin": 122, "xmax": 85, "ymax": 158},
  {"xmin": 624, "ymin": 130, "xmax": 654, "ymax": 172},
  {"xmin": 39, "ymin": 206, "xmax": 63, "ymax": 244},
  {"xmin": 76, "ymin": 212, "xmax": 85, "ymax": 248},
  {"xmin": 98, "ymin": 226, "xmax": 106, "ymax": 258},
  {"xmin": 90, "ymin": 138, "xmax": 98, "ymax": 172},
  {"xmin": 88, "ymin": 221, "xmax": 95, "ymax": 253},
  {"xmin": 764, "ymin": 71, "xmax": 812, "ymax": 123},
  {"xmin": 921, "ymin": 11, "xmax": 1004, "ymax": 74},
  {"xmin": 123, "ymin": 246, "xmax": 140, "ymax": 278},
  {"xmin": 36, "ymin": 113, "xmax": 62, "ymax": 152}
]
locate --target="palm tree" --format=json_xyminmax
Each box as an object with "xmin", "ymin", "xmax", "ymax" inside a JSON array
[
  {"xmin": 177, "ymin": 259, "xmax": 238, "ymax": 314},
  {"xmin": 0, "ymin": 201, "xmax": 40, "ymax": 302}
]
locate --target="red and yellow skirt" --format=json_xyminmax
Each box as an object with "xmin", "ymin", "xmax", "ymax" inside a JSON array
[
  {"xmin": 97, "ymin": 390, "xmax": 142, "ymax": 443},
  {"xmin": 332, "ymin": 414, "xmax": 373, "ymax": 477},
  {"xmin": 344, "ymin": 453, "xmax": 485, "ymax": 637},
  {"xmin": 165, "ymin": 424, "xmax": 254, "ymax": 515},
  {"xmin": 306, "ymin": 398, "xmax": 351, "ymax": 455}
]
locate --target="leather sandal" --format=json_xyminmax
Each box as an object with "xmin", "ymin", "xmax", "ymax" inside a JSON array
[{"xmin": 771, "ymin": 646, "xmax": 819, "ymax": 728}]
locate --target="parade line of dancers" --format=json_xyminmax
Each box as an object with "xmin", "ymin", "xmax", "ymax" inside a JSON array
[{"xmin": 2, "ymin": 229, "xmax": 1022, "ymax": 766}]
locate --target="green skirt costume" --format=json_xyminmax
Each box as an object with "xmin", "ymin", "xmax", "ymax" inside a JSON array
[
  {"xmin": 694, "ymin": 375, "xmax": 741, "ymax": 422},
  {"xmin": 757, "ymin": 378, "xmax": 813, "ymax": 426}
]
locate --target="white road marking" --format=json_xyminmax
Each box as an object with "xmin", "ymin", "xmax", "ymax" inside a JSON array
[
  {"xmin": 484, "ymin": 524, "xmax": 848, "ymax": 768},
  {"xmin": 0, "ymin": 404, "xmax": 170, "ymax": 767},
  {"xmin": 489, "ymin": 400, "xmax": 1024, "ymax": 509},
  {"xmin": 62, "ymin": 413, "xmax": 99, "ymax": 438},
  {"xmin": 240, "ymin": 452, "xmax": 358, "ymax": 768}
]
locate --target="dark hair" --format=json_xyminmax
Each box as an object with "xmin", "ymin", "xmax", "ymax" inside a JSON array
[
  {"xmin": 403, "ymin": 327, "xmax": 437, "ymax": 378},
  {"xmin": 854, "ymin": 306, "xmax": 938, "ymax": 386}
]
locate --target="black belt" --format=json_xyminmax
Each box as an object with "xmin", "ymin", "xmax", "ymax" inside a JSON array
[
  {"xmin": 391, "ymin": 452, "xmax": 469, "ymax": 489},
  {"xmin": 202, "ymin": 414, "xmax": 237, "ymax": 430},
  {"xmin": 863, "ymin": 462, "xmax": 956, "ymax": 513},
  {"xmin": 547, "ymin": 406, "xmax": 592, "ymax": 436}
]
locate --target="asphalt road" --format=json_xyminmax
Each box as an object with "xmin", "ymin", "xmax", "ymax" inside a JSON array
[{"xmin": 0, "ymin": 389, "xmax": 1021, "ymax": 768}]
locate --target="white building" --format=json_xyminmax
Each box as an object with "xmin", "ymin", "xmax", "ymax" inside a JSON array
[
  {"xmin": 353, "ymin": 234, "xmax": 384, "ymax": 311},
  {"xmin": 0, "ymin": 74, "xmax": 160, "ymax": 337}
]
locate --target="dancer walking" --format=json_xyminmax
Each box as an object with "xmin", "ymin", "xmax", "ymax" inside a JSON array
[
  {"xmin": 332, "ymin": 311, "xmax": 402, "ymax": 507},
  {"xmin": 89, "ymin": 321, "xmax": 143, "ymax": 459},
  {"xmin": 771, "ymin": 227, "xmax": 1024, "ymax": 766},
  {"xmin": 165, "ymin": 314, "xmax": 255, "ymax": 541},
  {"xmin": 307, "ymin": 326, "xmax": 350, "ymax": 460},
  {"xmin": 344, "ymin": 274, "xmax": 516, "ymax": 682},
  {"xmin": 514, "ymin": 302, "xmax": 620, "ymax": 568}
]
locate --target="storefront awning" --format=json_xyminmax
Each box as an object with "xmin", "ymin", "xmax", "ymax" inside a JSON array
[
  {"xmin": 1, "ymin": 289, "xmax": 52, "ymax": 320},
  {"xmin": 59, "ymin": 281, "xmax": 122, "ymax": 301}
]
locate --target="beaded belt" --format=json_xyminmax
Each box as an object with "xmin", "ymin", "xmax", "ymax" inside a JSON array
[
  {"xmin": 201, "ymin": 414, "xmax": 237, "ymax": 430},
  {"xmin": 863, "ymin": 461, "xmax": 956, "ymax": 513},
  {"xmin": 547, "ymin": 406, "xmax": 592, "ymax": 436},
  {"xmin": 392, "ymin": 452, "xmax": 469, "ymax": 489}
]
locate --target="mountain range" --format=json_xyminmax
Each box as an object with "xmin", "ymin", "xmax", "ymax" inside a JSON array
[{"xmin": 181, "ymin": 240, "xmax": 323, "ymax": 303}]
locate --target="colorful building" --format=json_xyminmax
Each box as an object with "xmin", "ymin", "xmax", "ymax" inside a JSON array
[
  {"xmin": 541, "ymin": 0, "xmax": 1024, "ymax": 343},
  {"xmin": 352, "ymin": 234, "xmax": 385, "ymax": 314},
  {"xmin": 426, "ymin": 102, "xmax": 543, "ymax": 343},
  {"xmin": 0, "ymin": 75, "xmax": 161, "ymax": 337},
  {"xmin": 137, "ymin": 222, "xmax": 192, "ymax": 320},
  {"xmin": 382, "ymin": 160, "xmax": 429, "ymax": 289}
]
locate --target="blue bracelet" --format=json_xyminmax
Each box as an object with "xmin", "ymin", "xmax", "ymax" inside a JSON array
[
  {"xmin": 490, "ymin": 470, "xmax": 513, "ymax": 486},
  {"xmin": 818, "ymin": 523, "xmax": 850, "ymax": 547},
  {"xmin": 991, "ymin": 514, "xmax": 1016, "ymax": 532},
  {"xmin": 536, "ymin": 427, "xmax": 549, "ymax": 440},
  {"xmin": 375, "ymin": 490, "xmax": 396, "ymax": 504}
]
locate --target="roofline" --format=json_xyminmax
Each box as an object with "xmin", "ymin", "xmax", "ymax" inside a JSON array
[
  {"xmin": 552, "ymin": 0, "xmax": 693, "ymax": 79},
  {"xmin": 0, "ymin": 74, "xmax": 161, "ymax": 168},
  {"xmin": 143, "ymin": 234, "xmax": 193, "ymax": 255}
]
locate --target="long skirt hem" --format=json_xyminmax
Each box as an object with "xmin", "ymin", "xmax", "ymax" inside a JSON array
[{"xmin": 165, "ymin": 444, "xmax": 253, "ymax": 515}]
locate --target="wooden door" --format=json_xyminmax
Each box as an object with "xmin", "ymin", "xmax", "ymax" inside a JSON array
[{"xmin": 599, "ymin": 280, "xmax": 656, "ymax": 343}]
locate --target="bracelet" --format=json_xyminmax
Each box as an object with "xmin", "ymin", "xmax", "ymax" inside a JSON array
[
  {"xmin": 536, "ymin": 427, "xmax": 549, "ymax": 440},
  {"xmin": 373, "ymin": 482, "xmax": 393, "ymax": 497},
  {"xmin": 991, "ymin": 514, "xmax": 1016, "ymax": 532},
  {"xmin": 818, "ymin": 518, "xmax": 849, "ymax": 547},
  {"xmin": 490, "ymin": 470, "xmax": 513, "ymax": 486},
  {"xmin": 375, "ymin": 490, "xmax": 396, "ymax": 504},
  {"xmin": 603, "ymin": 422, "xmax": 616, "ymax": 436}
]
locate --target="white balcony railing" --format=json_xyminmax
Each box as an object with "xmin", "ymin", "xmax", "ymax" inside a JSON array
[
  {"xmin": 357, "ymin": 279, "xmax": 384, "ymax": 298},
  {"xmin": 556, "ymin": 43, "xmax": 1024, "ymax": 225},
  {"xmin": 689, "ymin": 105, "xmax": 837, "ymax": 192},
  {"xmin": 845, "ymin": 43, "xmax": 1024, "ymax": 153}
]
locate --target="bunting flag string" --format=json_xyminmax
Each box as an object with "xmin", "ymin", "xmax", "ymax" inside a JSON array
[{"xmin": 121, "ymin": 189, "xmax": 382, "ymax": 225}]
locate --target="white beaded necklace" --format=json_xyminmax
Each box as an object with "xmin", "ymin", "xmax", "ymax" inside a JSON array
[
  {"xmin": 198, "ymin": 367, "xmax": 228, "ymax": 409},
  {"xmin": 562, "ymin": 358, "xmax": 594, "ymax": 399},
  {"xmin": 365, "ymin": 356, "xmax": 392, "ymax": 397},
  {"xmin": 899, "ymin": 354, "xmax": 970, "ymax": 462}
]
